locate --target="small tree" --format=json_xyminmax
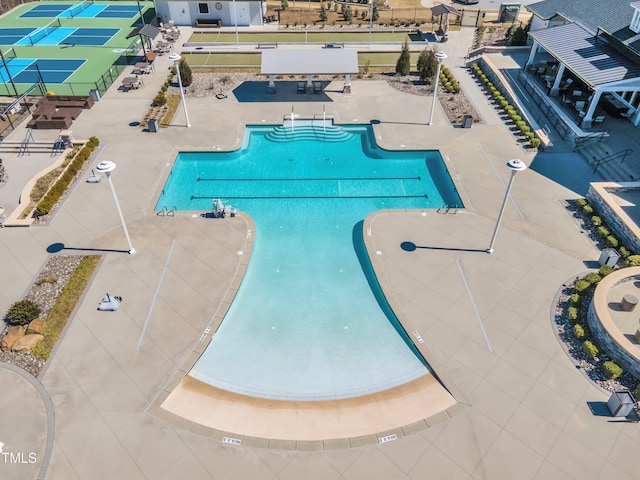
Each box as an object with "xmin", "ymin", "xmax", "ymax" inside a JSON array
[
  {"xmin": 416, "ymin": 49, "xmax": 437, "ymax": 84},
  {"xmin": 281, "ymin": 0, "xmax": 288, "ymax": 10},
  {"xmin": 343, "ymin": 5, "xmax": 353, "ymax": 22},
  {"xmin": 6, "ymin": 299, "xmax": 41, "ymax": 326},
  {"xmin": 178, "ymin": 58, "xmax": 192, "ymax": 88},
  {"xmin": 395, "ymin": 40, "xmax": 411, "ymax": 76},
  {"xmin": 372, "ymin": 4, "xmax": 379, "ymax": 21},
  {"xmin": 319, "ymin": 3, "xmax": 328, "ymax": 22}
]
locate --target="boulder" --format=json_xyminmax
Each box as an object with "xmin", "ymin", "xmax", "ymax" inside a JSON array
[
  {"xmin": 27, "ymin": 318, "xmax": 44, "ymax": 335},
  {"xmin": 1, "ymin": 326, "xmax": 25, "ymax": 351},
  {"xmin": 12, "ymin": 334, "xmax": 44, "ymax": 353}
]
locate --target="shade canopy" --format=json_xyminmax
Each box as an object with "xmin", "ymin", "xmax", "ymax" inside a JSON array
[
  {"xmin": 127, "ymin": 24, "xmax": 161, "ymax": 40},
  {"xmin": 261, "ymin": 49, "xmax": 359, "ymax": 75}
]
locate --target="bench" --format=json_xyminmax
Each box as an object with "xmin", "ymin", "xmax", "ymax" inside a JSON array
[{"xmin": 195, "ymin": 18, "xmax": 221, "ymax": 28}]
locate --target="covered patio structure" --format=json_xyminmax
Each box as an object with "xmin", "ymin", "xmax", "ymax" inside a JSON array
[
  {"xmin": 260, "ymin": 49, "xmax": 359, "ymax": 94},
  {"xmin": 526, "ymin": 22, "xmax": 640, "ymax": 128}
]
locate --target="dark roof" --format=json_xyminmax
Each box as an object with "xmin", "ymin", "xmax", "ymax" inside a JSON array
[
  {"xmin": 127, "ymin": 24, "xmax": 161, "ymax": 40},
  {"xmin": 527, "ymin": 0, "xmax": 635, "ymax": 37},
  {"xmin": 529, "ymin": 22, "xmax": 640, "ymax": 86},
  {"xmin": 430, "ymin": 4, "xmax": 461, "ymax": 17}
]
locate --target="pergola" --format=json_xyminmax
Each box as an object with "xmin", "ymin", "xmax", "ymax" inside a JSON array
[
  {"xmin": 527, "ymin": 22, "xmax": 640, "ymax": 127},
  {"xmin": 260, "ymin": 49, "xmax": 359, "ymax": 93}
]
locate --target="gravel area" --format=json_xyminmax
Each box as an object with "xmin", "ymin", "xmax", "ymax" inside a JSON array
[
  {"xmin": 554, "ymin": 201, "xmax": 639, "ymax": 394},
  {"xmin": 0, "ymin": 255, "xmax": 84, "ymax": 377},
  {"xmin": 168, "ymin": 70, "xmax": 481, "ymax": 126}
]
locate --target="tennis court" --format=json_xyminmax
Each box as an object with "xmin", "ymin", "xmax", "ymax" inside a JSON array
[
  {"xmin": 0, "ymin": 58, "xmax": 85, "ymax": 84},
  {"xmin": 20, "ymin": 2, "xmax": 141, "ymax": 19},
  {"xmin": 10, "ymin": 26, "xmax": 120, "ymax": 47}
]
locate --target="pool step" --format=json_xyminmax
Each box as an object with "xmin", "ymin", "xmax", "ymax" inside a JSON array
[{"xmin": 265, "ymin": 125, "xmax": 353, "ymax": 143}]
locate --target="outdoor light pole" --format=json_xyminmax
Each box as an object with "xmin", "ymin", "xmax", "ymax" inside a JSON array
[
  {"xmin": 169, "ymin": 53, "xmax": 191, "ymax": 127},
  {"xmin": 486, "ymin": 159, "xmax": 527, "ymax": 254},
  {"xmin": 95, "ymin": 161, "xmax": 135, "ymax": 254},
  {"xmin": 368, "ymin": 0, "xmax": 373, "ymax": 47},
  {"xmin": 135, "ymin": 0, "xmax": 145, "ymax": 25},
  {"xmin": 232, "ymin": 0, "xmax": 239, "ymax": 49},
  {"xmin": 0, "ymin": 48, "xmax": 19, "ymax": 98},
  {"xmin": 428, "ymin": 51, "xmax": 447, "ymax": 126}
]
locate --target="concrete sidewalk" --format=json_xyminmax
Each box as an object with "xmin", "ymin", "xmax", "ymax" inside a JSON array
[{"xmin": 0, "ymin": 25, "xmax": 639, "ymax": 480}]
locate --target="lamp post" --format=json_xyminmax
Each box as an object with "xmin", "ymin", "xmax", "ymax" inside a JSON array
[
  {"xmin": 486, "ymin": 159, "xmax": 527, "ymax": 254},
  {"xmin": 169, "ymin": 53, "xmax": 191, "ymax": 127},
  {"xmin": 135, "ymin": 0, "xmax": 145, "ymax": 25},
  {"xmin": 368, "ymin": 0, "xmax": 373, "ymax": 47},
  {"xmin": 428, "ymin": 51, "xmax": 447, "ymax": 126},
  {"xmin": 95, "ymin": 161, "xmax": 136, "ymax": 254},
  {"xmin": 232, "ymin": 0, "xmax": 239, "ymax": 49}
]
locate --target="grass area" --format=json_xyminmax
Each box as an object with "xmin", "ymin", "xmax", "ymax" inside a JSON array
[
  {"xmin": 160, "ymin": 95, "xmax": 182, "ymax": 127},
  {"xmin": 185, "ymin": 51, "xmax": 422, "ymax": 68},
  {"xmin": 189, "ymin": 31, "xmax": 413, "ymax": 43},
  {"xmin": 31, "ymin": 255, "xmax": 101, "ymax": 360}
]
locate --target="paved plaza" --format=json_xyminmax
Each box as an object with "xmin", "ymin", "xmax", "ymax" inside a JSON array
[{"xmin": 1, "ymin": 26, "xmax": 639, "ymax": 480}]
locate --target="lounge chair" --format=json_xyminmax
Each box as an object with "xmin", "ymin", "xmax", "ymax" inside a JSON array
[
  {"xmin": 297, "ymin": 81, "xmax": 306, "ymax": 93},
  {"xmin": 313, "ymin": 81, "xmax": 322, "ymax": 93}
]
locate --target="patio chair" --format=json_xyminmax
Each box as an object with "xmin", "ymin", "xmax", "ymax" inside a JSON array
[
  {"xmin": 575, "ymin": 101, "xmax": 586, "ymax": 111},
  {"xmin": 593, "ymin": 115, "xmax": 606, "ymax": 125},
  {"xmin": 297, "ymin": 81, "xmax": 306, "ymax": 93},
  {"xmin": 572, "ymin": 90, "xmax": 583, "ymax": 97},
  {"xmin": 313, "ymin": 81, "xmax": 322, "ymax": 93}
]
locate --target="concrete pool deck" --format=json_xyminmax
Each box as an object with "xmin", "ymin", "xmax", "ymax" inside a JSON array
[{"xmin": 1, "ymin": 26, "xmax": 640, "ymax": 480}]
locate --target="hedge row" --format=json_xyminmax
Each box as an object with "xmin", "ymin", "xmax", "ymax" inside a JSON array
[
  {"xmin": 35, "ymin": 137, "xmax": 100, "ymax": 216},
  {"xmin": 470, "ymin": 63, "xmax": 541, "ymax": 149},
  {"xmin": 568, "ymin": 197, "xmax": 640, "ymax": 388},
  {"xmin": 439, "ymin": 65, "xmax": 460, "ymax": 94}
]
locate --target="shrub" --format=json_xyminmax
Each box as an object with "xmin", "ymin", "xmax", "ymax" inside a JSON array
[
  {"xmin": 619, "ymin": 246, "xmax": 631, "ymax": 259},
  {"xmin": 153, "ymin": 92, "xmax": 167, "ymax": 107},
  {"xmin": 582, "ymin": 340, "xmax": 599, "ymax": 359},
  {"xmin": 606, "ymin": 236, "xmax": 619, "ymax": 248},
  {"xmin": 178, "ymin": 58, "xmax": 192, "ymax": 87},
  {"xmin": 591, "ymin": 216, "xmax": 602, "ymax": 226},
  {"xmin": 599, "ymin": 265, "xmax": 615, "ymax": 277},
  {"xmin": 573, "ymin": 324, "xmax": 586, "ymax": 340},
  {"xmin": 395, "ymin": 40, "xmax": 411, "ymax": 76},
  {"xmin": 530, "ymin": 138, "xmax": 541, "ymax": 149},
  {"xmin": 582, "ymin": 205, "xmax": 594, "ymax": 216},
  {"xmin": 583, "ymin": 272, "xmax": 601, "ymax": 284},
  {"xmin": 570, "ymin": 293, "xmax": 580, "ymax": 305},
  {"xmin": 602, "ymin": 361, "xmax": 623, "ymax": 379},
  {"xmin": 625, "ymin": 255, "xmax": 640, "ymax": 267},
  {"xmin": 576, "ymin": 198, "xmax": 588, "ymax": 208},
  {"xmin": 6, "ymin": 299, "xmax": 41, "ymax": 326},
  {"xmin": 597, "ymin": 226, "xmax": 610, "ymax": 238},
  {"xmin": 567, "ymin": 307, "xmax": 578, "ymax": 321},
  {"xmin": 574, "ymin": 279, "xmax": 591, "ymax": 293}
]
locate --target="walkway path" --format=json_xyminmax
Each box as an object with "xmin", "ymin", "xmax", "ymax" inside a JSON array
[{"xmin": 0, "ymin": 26, "xmax": 639, "ymax": 480}]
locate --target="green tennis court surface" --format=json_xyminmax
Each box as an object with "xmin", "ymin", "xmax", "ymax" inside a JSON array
[{"xmin": 0, "ymin": 1, "xmax": 150, "ymax": 95}]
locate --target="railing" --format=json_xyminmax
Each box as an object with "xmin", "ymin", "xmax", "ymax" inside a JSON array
[
  {"xmin": 156, "ymin": 206, "xmax": 176, "ymax": 217},
  {"xmin": 593, "ymin": 148, "xmax": 634, "ymax": 174},
  {"xmin": 573, "ymin": 129, "xmax": 610, "ymax": 152},
  {"xmin": 437, "ymin": 204, "xmax": 459, "ymax": 214}
]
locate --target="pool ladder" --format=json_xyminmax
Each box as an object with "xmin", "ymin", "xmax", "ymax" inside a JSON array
[
  {"xmin": 437, "ymin": 204, "xmax": 459, "ymax": 214},
  {"xmin": 157, "ymin": 206, "xmax": 176, "ymax": 217}
]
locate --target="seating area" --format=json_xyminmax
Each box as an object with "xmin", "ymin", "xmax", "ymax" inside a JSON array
[
  {"xmin": 195, "ymin": 18, "xmax": 222, "ymax": 28},
  {"xmin": 121, "ymin": 76, "xmax": 144, "ymax": 91},
  {"xmin": 26, "ymin": 96, "xmax": 93, "ymax": 129}
]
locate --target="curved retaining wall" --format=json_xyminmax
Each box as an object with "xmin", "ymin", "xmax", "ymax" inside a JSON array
[{"xmin": 588, "ymin": 267, "xmax": 640, "ymax": 378}]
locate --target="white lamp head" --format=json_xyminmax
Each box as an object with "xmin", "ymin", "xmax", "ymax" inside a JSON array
[
  {"xmin": 506, "ymin": 158, "xmax": 527, "ymax": 172},
  {"xmin": 95, "ymin": 160, "xmax": 116, "ymax": 174},
  {"xmin": 435, "ymin": 51, "xmax": 448, "ymax": 63},
  {"xmin": 168, "ymin": 53, "xmax": 181, "ymax": 63}
]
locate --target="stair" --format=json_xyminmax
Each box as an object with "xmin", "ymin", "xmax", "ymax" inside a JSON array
[
  {"xmin": 577, "ymin": 142, "xmax": 636, "ymax": 181},
  {"xmin": 265, "ymin": 125, "xmax": 353, "ymax": 143}
]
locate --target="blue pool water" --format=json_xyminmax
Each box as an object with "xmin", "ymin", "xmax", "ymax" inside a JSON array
[{"xmin": 157, "ymin": 125, "xmax": 462, "ymax": 400}]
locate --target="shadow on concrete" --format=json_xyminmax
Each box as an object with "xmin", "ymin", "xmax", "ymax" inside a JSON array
[
  {"xmin": 47, "ymin": 242, "xmax": 129, "ymax": 254},
  {"xmin": 528, "ymin": 152, "xmax": 602, "ymax": 196},
  {"xmin": 233, "ymin": 81, "xmax": 335, "ymax": 103},
  {"xmin": 400, "ymin": 241, "xmax": 485, "ymax": 253}
]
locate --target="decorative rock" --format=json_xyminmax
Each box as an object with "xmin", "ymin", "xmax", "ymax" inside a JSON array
[
  {"xmin": 620, "ymin": 294, "xmax": 638, "ymax": 312},
  {"xmin": 1, "ymin": 326, "xmax": 25, "ymax": 351},
  {"xmin": 26, "ymin": 318, "xmax": 44, "ymax": 335},
  {"xmin": 11, "ymin": 334, "xmax": 44, "ymax": 353}
]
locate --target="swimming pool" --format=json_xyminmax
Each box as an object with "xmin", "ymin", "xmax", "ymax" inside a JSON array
[{"xmin": 156, "ymin": 124, "xmax": 462, "ymax": 400}]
